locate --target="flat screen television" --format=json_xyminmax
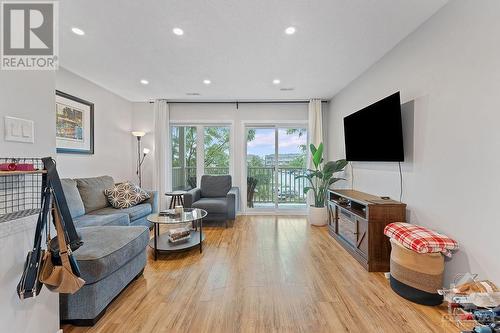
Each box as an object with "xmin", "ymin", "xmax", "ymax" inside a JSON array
[{"xmin": 343, "ymin": 92, "xmax": 404, "ymax": 162}]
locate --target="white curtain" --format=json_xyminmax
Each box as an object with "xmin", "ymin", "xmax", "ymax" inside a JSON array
[
  {"xmin": 153, "ymin": 99, "xmax": 171, "ymax": 210},
  {"xmin": 307, "ymin": 99, "xmax": 323, "ymax": 206}
]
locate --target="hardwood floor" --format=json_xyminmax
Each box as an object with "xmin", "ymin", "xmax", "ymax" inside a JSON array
[{"xmin": 63, "ymin": 216, "xmax": 457, "ymax": 333}]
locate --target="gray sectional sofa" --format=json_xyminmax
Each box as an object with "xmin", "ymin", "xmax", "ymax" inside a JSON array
[
  {"xmin": 59, "ymin": 175, "xmax": 157, "ymax": 325},
  {"xmin": 62, "ymin": 175, "xmax": 157, "ymax": 228}
]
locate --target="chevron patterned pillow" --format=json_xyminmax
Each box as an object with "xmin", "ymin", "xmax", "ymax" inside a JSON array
[{"xmin": 104, "ymin": 182, "xmax": 150, "ymax": 209}]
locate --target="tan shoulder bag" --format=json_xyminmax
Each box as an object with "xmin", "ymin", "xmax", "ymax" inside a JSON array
[{"xmin": 40, "ymin": 204, "xmax": 85, "ymax": 294}]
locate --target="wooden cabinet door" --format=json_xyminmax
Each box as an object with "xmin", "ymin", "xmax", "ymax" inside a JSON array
[
  {"xmin": 356, "ymin": 219, "xmax": 369, "ymax": 259},
  {"xmin": 338, "ymin": 209, "xmax": 357, "ymax": 247}
]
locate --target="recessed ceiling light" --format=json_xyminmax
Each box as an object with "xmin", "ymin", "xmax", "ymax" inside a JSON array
[
  {"xmin": 272, "ymin": 79, "xmax": 281, "ymax": 85},
  {"xmin": 71, "ymin": 27, "xmax": 85, "ymax": 36},
  {"xmin": 285, "ymin": 26, "xmax": 296, "ymax": 35},
  {"xmin": 203, "ymin": 79, "xmax": 211, "ymax": 85},
  {"xmin": 140, "ymin": 79, "xmax": 149, "ymax": 85},
  {"xmin": 173, "ymin": 27, "xmax": 184, "ymax": 36}
]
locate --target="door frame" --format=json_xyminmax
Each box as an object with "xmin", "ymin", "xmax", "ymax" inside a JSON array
[{"xmin": 240, "ymin": 120, "xmax": 308, "ymax": 214}]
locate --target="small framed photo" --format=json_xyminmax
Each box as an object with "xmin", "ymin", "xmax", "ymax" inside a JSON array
[{"xmin": 55, "ymin": 90, "xmax": 94, "ymax": 154}]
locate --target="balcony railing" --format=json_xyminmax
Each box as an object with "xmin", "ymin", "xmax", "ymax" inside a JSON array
[
  {"xmin": 205, "ymin": 167, "xmax": 229, "ymax": 175},
  {"xmin": 247, "ymin": 167, "xmax": 307, "ymax": 206},
  {"xmin": 172, "ymin": 166, "xmax": 230, "ymax": 190},
  {"xmin": 172, "ymin": 166, "xmax": 195, "ymax": 190},
  {"xmin": 172, "ymin": 166, "xmax": 307, "ymax": 206}
]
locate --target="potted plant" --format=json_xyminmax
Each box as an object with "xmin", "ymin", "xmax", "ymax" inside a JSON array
[{"xmin": 299, "ymin": 143, "xmax": 348, "ymax": 226}]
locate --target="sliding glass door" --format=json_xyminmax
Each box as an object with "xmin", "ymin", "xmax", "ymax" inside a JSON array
[
  {"xmin": 246, "ymin": 126, "xmax": 307, "ymax": 210},
  {"xmin": 247, "ymin": 128, "xmax": 276, "ymax": 208},
  {"xmin": 171, "ymin": 125, "xmax": 231, "ymax": 190},
  {"xmin": 277, "ymin": 128, "xmax": 307, "ymax": 209}
]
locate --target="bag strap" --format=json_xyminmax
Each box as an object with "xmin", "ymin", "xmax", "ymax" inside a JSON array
[
  {"xmin": 52, "ymin": 199, "xmax": 72, "ymax": 270},
  {"xmin": 45, "ymin": 203, "xmax": 51, "ymax": 245},
  {"xmin": 32, "ymin": 185, "xmax": 51, "ymax": 252},
  {"xmin": 42, "ymin": 157, "xmax": 82, "ymax": 251}
]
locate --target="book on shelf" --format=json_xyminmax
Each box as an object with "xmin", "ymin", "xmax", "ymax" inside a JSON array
[
  {"xmin": 168, "ymin": 226, "xmax": 191, "ymax": 243},
  {"xmin": 168, "ymin": 234, "xmax": 191, "ymax": 244}
]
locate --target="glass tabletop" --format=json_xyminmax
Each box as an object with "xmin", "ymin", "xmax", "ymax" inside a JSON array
[{"xmin": 147, "ymin": 208, "xmax": 207, "ymax": 224}]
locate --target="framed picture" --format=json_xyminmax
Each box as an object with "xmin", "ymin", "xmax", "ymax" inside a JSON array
[{"xmin": 55, "ymin": 90, "xmax": 94, "ymax": 154}]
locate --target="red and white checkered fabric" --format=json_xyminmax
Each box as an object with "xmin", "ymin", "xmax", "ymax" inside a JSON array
[{"xmin": 384, "ymin": 222, "xmax": 459, "ymax": 257}]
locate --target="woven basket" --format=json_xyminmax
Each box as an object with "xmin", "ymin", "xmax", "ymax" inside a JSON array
[{"xmin": 389, "ymin": 238, "xmax": 444, "ymax": 305}]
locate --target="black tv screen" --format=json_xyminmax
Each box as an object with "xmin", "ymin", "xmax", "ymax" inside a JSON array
[{"xmin": 343, "ymin": 92, "xmax": 404, "ymax": 162}]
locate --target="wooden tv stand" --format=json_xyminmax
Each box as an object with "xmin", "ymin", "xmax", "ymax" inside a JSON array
[{"xmin": 327, "ymin": 189, "xmax": 406, "ymax": 272}]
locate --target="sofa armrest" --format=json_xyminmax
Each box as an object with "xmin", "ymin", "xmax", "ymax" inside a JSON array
[
  {"xmin": 145, "ymin": 190, "xmax": 159, "ymax": 213},
  {"xmin": 183, "ymin": 188, "xmax": 201, "ymax": 208},
  {"xmin": 226, "ymin": 186, "xmax": 239, "ymax": 220}
]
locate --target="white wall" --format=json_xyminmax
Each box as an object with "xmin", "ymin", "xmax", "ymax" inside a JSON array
[
  {"xmin": 0, "ymin": 71, "xmax": 59, "ymax": 333},
  {"xmin": 56, "ymin": 68, "xmax": 135, "ymax": 182},
  {"xmin": 326, "ymin": 0, "xmax": 500, "ymax": 283},
  {"xmin": 131, "ymin": 102, "xmax": 309, "ymax": 207},
  {"xmin": 0, "ymin": 71, "xmax": 56, "ymax": 156}
]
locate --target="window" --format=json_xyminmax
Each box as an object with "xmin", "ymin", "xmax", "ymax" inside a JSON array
[
  {"xmin": 171, "ymin": 124, "xmax": 231, "ymax": 190},
  {"xmin": 171, "ymin": 126, "xmax": 197, "ymax": 190},
  {"xmin": 204, "ymin": 126, "xmax": 230, "ymax": 175}
]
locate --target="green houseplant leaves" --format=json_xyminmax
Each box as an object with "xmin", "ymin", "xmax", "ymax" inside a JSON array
[{"xmin": 297, "ymin": 143, "xmax": 348, "ymax": 208}]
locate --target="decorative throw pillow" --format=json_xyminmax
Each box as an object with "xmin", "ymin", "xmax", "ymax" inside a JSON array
[{"xmin": 104, "ymin": 182, "xmax": 150, "ymax": 209}]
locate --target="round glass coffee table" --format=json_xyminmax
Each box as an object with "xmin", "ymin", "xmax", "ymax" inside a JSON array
[{"xmin": 147, "ymin": 208, "xmax": 207, "ymax": 260}]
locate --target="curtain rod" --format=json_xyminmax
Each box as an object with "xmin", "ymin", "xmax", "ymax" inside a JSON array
[{"xmin": 148, "ymin": 100, "xmax": 328, "ymax": 104}]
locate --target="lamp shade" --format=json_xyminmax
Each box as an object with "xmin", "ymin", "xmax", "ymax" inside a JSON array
[
  {"xmin": 131, "ymin": 131, "xmax": 146, "ymax": 137},
  {"xmin": 143, "ymin": 148, "xmax": 150, "ymax": 155}
]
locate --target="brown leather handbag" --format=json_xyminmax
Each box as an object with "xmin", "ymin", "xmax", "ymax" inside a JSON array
[{"xmin": 40, "ymin": 204, "xmax": 85, "ymax": 294}]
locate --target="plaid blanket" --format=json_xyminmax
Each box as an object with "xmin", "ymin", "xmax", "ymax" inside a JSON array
[{"xmin": 384, "ymin": 222, "xmax": 459, "ymax": 257}]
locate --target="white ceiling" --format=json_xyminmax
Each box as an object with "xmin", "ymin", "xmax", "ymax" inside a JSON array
[{"xmin": 59, "ymin": 0, "xmax": 448, "ymax": 102}]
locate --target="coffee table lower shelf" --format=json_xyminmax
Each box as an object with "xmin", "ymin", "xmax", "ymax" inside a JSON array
[{"xmin": 149, "ymin": 231, "xmax": 205, "ymax": 254}]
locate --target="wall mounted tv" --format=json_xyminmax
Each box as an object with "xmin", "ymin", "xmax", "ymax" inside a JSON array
[{"xmin": 343, "ymin": 92, "xmax": 404, "ymax": 162}]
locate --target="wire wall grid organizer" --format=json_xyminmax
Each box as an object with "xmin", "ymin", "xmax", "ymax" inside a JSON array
[{"xmin": 0, "ymin": 158, "xmax": 44, "ymax": 223}]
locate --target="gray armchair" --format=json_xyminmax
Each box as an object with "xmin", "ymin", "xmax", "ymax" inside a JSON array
[{"xmin": 183, "ymin": 175, "xmax": 239, "ymax": 227}]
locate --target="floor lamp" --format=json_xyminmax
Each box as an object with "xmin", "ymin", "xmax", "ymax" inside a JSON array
[{"xmin": 131, "ymin": 131, "xmax": 149, "ymax": 187}]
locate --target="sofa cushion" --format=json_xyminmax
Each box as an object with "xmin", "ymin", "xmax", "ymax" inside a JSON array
[
  {"xmin": 200, "ymin": 175, "xmax": 231, "ymax": 198},
  {"xmin": 192, "ymin": 197, "xmax": 227, "ymax": 213},
  {"xmin": 104, "ymin": 182, "xmax": 150, "ymax": 209},
  {"xmin": 76, "ymin": 176, "xmax": 115, "ymax": 213},
  {"xmin": 73, "ymin": 226, "xmax": 149, "ymax": 284},
  {"xmin": 74, "ymin": 213, "xmax": 130, "ymax": 228},
  {"xmin": 60, "ymin": 178, "xmax": 85, "ymax": 218},
  {"xmin": 89, "ymin": 203, "xmax": 152, "ymax": 222}
]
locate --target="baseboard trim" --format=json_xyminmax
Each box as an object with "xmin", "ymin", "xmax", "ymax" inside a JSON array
[{"xmin": 238, "ymin": 211, "xmax": 308, "ymax": 216}]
